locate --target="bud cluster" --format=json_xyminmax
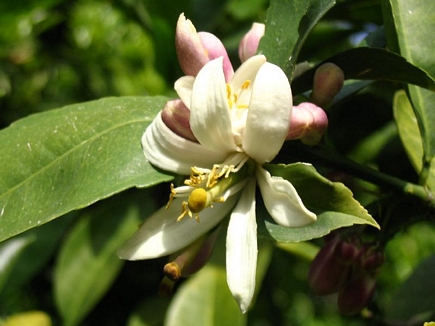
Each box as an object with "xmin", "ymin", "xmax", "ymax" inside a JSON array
[{"xmin": 308, "ymin": 234, "xmax": 384, "ymax": 315}]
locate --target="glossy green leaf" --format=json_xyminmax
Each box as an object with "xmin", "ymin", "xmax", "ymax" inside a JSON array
[
  {"xmin": 292, "ymin": 47, "xmax": 435, "ymax": 95},
  {"xmin": 258, "ymin": 0, "xmax": 336, "ymax": 78},
  {"xmin": 0, "ymin": 213, "xmax": 74, "ymax": 297},
  {"xmin": 386, "ymin": 254, "xmax": 435, "ymax": 323},
  {"xmin": 164, "ymin": 265, "xmax": 246, "ymax": 326},
  {"xmin": 386, "ymin": 0, "xmax": 435, "ymax": 168},
  {"xmin": 0, "ymin": 236, "xmax": 34, "ymax": 292},
  {"xmin": 54, "ymin": 192, "xmax": 154, "ymax": 326},
  {"xmin": 394, "ymin": 90, "xmax": 435, "ymax": 191},
  {"xmin": 257, "ymin": 163, "xmax": 379, "ymax": 243},
  {"xmin": 0, "ymin": 96, "xmax": 173, "ymax": 243}
]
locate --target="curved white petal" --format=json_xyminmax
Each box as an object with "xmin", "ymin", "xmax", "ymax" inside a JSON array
[
  {"xmin": 256, "ymin": 166, "xmax": 317, "ymax": 227},
  {"xmin": 243, "ymin": 62, "xmax": 292, "ymax": 163},
  {"xmin": 142, "ymin": 113, "xmax": 228, "ymax": 175},
  {"xmin": 226, "ymin": 177, "xmax": 257, "ymax": 313},
  {"xmin": 118, "ymin": 195, "xmax": 239, "ymax": 260},
  {"xmin": 174, "ymin": 76, "xmax": 195, "ymax": 109},
  {"xmin": 230, "ymin": 55, "xmax": 266, "ymax": 91},
  {"xmin": 190, "ymin": 57, "xmax": 237, "ymax": 153}
]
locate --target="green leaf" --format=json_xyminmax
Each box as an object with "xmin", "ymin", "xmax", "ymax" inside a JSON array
[
  {"xmin": 292, "ymin": 47, "xmax": 435, "ymax": 95},
  {"xmin": 385, "ymin": 254, "xmax": 435, "ymax": 323},
  {"xmin": 0, "ymin": 236, "xmax": 34, "ymax": 292},
  {"xmin": 257, "ymin": 163, "xmax": 379, "ymax": 243},
  {"xmin": 164, "ymin": 265, "xmax": 246, "ymax": 326},
  {"xmin": 258, "ymin": 0, "xmax": 336, "ymax": 78},
  {"xmin": 54, "ymin": 191, "xmax": 154, "ymax": 326},
  {"xmin": 0, "ymin": 213, "xmax": 74, "ymax": 297},
  {"xmin": 127, "ymin": 297, "xmax": 171, "ymax": 326},
  {"xmin": 385, "ymin": 0, "xmax": 435, "ymax": 170},
  {"xmin": 0, "ymin": 96, "xmax": 173, "ymax": 243},
  {"xmin": 393, "ymin": 90, "xmax": 435, "ymax": 191}
]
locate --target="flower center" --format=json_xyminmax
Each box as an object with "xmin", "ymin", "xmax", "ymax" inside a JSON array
[{"xmin": 167, "ymin": 157, "xmax": 254, "ymax": 222}]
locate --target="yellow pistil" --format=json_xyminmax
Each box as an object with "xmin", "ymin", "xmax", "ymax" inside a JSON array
[{"xmin": 177, "ymin": 188, "xmax": 208, "ymax": 222}]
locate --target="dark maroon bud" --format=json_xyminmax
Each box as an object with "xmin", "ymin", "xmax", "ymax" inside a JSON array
[
  {"xmin": 337, "ymin": 274, "xmax": 376, "ymax": 315},
  {"xmin": 308, "ymin": 236, "xmax": 351, "ymax": 295}
]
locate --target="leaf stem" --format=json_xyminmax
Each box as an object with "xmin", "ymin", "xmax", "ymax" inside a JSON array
[{"xmin": 279, "ymin": 142, "xmax": 434, "ymax": 206}]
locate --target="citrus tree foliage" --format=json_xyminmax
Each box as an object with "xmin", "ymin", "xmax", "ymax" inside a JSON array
[{"xmin": 1, "ymin": 0, "xmax": 435, "ymax": 325}]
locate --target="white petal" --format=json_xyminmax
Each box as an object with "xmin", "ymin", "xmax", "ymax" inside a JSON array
[
  {"xmin": 142, "ymin": 112, "xmax": 229, "ymax": 175},
  {"xmin": 256, "ymin": 166, "xmax": 317, "ymax": 227},
  {"xmin": 118, "ymin": 195, "xmax": 239, "ymax": 260},
  {"xmin": 230, "ymin": 54, "xmax": 266, "ymax": 91},
  {"xmin": 243, "ymin": 62, "xmax": 292, "ymax": 163},
  {"xmin": 226, "ymin": 177, "xmax": 257, "ymax": 313},
  {"xmin": 174, "ymin": 76, "xmax": 195, "ymax": 109},
  {"xmin": 190, "ymin": 57, "xmax": 237, "ymax": 153}
]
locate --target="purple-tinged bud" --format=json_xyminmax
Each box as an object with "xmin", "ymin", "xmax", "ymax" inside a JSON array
[
  {"xmin": 337, "ymin": 274, "xmax": 376, "ymax": 315},
  {"xmin": 238, "ymin": 23, "xmax": 265, "ymax": 63},
  {"xmin": 161, "ymin": 99, "xmax": 198, "ymax": 142},
  {"xmin": 175, "ymin": 13, "xmax": 233, "ymax": 81},
  {"xmin": 198, "ymin": 32, "xmax": 234, "ymax": 82},
  {"xmin": 310, "ymin": 63, "xmax": 344, "ymax": 108},
  {"xmin": 338, "ymin": 239, "xmax": 363, "ymax": 264},
  {"xmin": 361, "ymin": 248, "xmax": 384, "ymax": 274},
  {"xmin": 287, "ymin": 102, "xmax": 328, "ymax": 145},
  {"xmin": 308, "ymin": 236, "xmax": 351, "ymax": 295}
]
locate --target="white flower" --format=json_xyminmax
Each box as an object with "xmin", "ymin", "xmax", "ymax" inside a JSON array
[{"xmin": 118, "ymin": 54, "xmax": 317, "ymax": 313}]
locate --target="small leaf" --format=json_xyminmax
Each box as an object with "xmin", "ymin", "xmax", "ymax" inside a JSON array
[
  {"xmin": 258, "ymin": 0, "xmax": 336, "ymax": 78},
  {"xmin": 2, "ymin": 310, "xmax": 52, "ymax": 326},
  {"xmin": 54, "ymin": 191, "xmax": 153, "ymax": 326},
  {"xmin": 257, "ymin": 163, "xmax": 379, "ymax": 243},
  {"xmin": 127, "ymin": 297, "xmax": 170, "ymax": 326},
  {"xmin": 393, "ymin": 90, "xmax": 435, "ymax": 191},
  {"xmin": 0, "ymin": 96, "xmax": 173, "ymax": 242},
  {"xmin": 292, "ymin": 47, "xmax": 435, "ymax": 95},
  {"xmin": 164, "ymin": 265, "xmax": 246, "ymax": 326},
  {"xmin": 386, "ymin": 254, "xmax": 435, "ymax": 323}
]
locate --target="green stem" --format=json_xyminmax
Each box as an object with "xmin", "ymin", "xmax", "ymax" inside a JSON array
[{"xmin": 280, "ymin": 142, "xmax": 434, "ymax": 206}]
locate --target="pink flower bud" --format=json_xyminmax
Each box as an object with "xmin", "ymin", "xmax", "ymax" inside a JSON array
[
  {"xmin": 175, "ymin": 13, "xmax": 233, "ymax": 81},
  {"xmin": 286, "ymin": 102, "xmax": 328, "ymax": 145},
  {"xmin": 361, "ymin": 248, "xmax": 384, "ymax": 274},
  {"xmin": 308, "ymin": 236, "xmax": 351, "ymax": 295},
  {"xmin": 310, "ymin": 63, "xmax": 344, "ymax": 107},
  {"xmin": 338, "ymin": 238, "xmax": 363, "ymax": 264},
  {"xmin": 337, "ymin": 274, "xmax": 376, "ymax": 315},
  {"xmin": 238, "ymin": 23, "xmax": 265, "ymax": 63},
  {"xmin": 161, "ymin": 99, "xmax": 197, "ymax": 142}
]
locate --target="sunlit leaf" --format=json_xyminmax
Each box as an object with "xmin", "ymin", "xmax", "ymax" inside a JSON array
[
  {"xmin": 54, "ymin": 191, "xmax": 155, "ymax": 326},
  {"xmin": 393, "ymin": 90, "xmax": 435, "ymax": 191},
  {"xmin": 258, "ymin": 0, "xmax": 336, "ymax": 78},
  {"xmin": 0, "ymin": 96, "xmax": 173, "ymax": 242},
  {"xmin": 385, "ymin": 0, "xmax": 435, "ymax": 170},
  {"xmin": 2, "ymin": 310, "xmax": 52, "ymax": 326},
  {"xmin": 164, "ymin": 265, "xmax": 246, "ymax": 326},
  {"xmin": 257, "ymin": 163, "xmax": 379, "ymax": 243},
  {"xmin": 292, "ymin": 48, "xmax": 435, "ymax": 95}
]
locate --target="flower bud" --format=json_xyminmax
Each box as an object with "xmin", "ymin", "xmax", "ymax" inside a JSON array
[
  {"xmin": 175, "ymin": 13, "xmax": 233, "ymax": 81},
  {"xmin": 238, "ymin": 23, "xmax": 265, "ymax": 63},
  {"xmin": 310, "ymin": 63, "xmax": 344, "ymax": 108},
  {"xmin": 161, "ymin": 99, "xmax": 197, "ymax": 142},
  {"xmin": 287, "ymin": 102, "xmax": 328, "ymax": 145},
  {"xmin": 308, "ymin": 236, "xmax": 351, "ymax": 295},
  {"xmin": 361, "ymin": 248, "xmax": 384, "ymax": 274},
  {"xmin": 337, "ymin": 238, "xmax": 363, "ymax": 264},
  {"xmin": 337, "ymin": 273, "xmax": 376, "ymax": 315}
]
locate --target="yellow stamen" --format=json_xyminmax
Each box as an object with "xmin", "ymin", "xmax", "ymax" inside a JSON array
[
  {"xmin": 166, "ymin": 184, "xmax": 177, "ymax": 209},
  {"xmin": 241, "ymin": 80, "xmax": 251, "ymax": 89}
]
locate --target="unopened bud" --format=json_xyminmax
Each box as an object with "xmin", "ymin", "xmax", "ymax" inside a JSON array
[
  {"xmin": 361, "ymin": 248, "xmax": 384, "ymax": 274},
  {"xmin": 161, "ymin": 99, "xmax": 197, "ymax": 142},
  {"xmin": 310, "ymin": 63, "xmax": 344, "ymax": 107},
  {"xmin": 238, "ymin": 23, "xmax": 265, "ymax": 63},
  {"xmin": 338, "ymin": 239, "xmax": 362, "ymax": 264},
  {"xmin": 287, "ymin": 102, "xmax": 328, "ymax": 145},
  {"xmin": 308, "ymin": 236, "xmax": 351, "ymax": 295},
  {"xmin": 175, "ymin": 13, "xmax": 233, "ymax": 81},
  {"xmin": 337, "ymin": 274, "xmax": 376, "ymax": 315}
]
